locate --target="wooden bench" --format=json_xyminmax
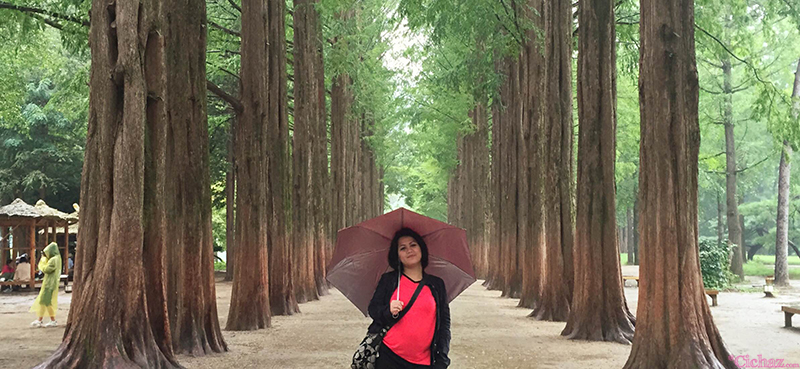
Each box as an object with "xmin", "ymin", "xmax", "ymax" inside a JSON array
[
  {"xmin": 622, "ymin": 276, "xmax": 639, "ymax": 287},
  {"xmin": 783, "ymin": 306, "xmax": 800, "ymax": 328},
  {"xmin": 705, "ymin": 289, "xmax": 719, "ymax": 307}
]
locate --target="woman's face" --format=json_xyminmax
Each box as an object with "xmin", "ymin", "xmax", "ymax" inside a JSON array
[{"xmin": 397, "ymin": 236, "xmax": 422, "ymax": 268}]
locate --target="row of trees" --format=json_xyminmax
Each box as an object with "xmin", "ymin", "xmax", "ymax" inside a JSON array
[
  {"xmin": 0, "ymin": 0, "xmax": 396, "ymax": 367},
  {"xmin": 412, "ymin": 0, "xmax": 798, "ymax": 367}
]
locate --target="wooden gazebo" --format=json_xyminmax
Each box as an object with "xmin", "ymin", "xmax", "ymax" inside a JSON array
[{"xmin": 0, "ymin": 198, "xmax": 77, "ymax": 290}]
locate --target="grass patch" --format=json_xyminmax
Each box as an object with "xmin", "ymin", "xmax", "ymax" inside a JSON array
[
  {"xmin": 743, "ymin": 256, "xmax": 800, "ymax": 279},
  {"xmin": 214, "ymin": 261, "xmax": 226, "ymax": 272},
  {"xmin": 750, "ymin": 254, "xmax": 800, "ymax": 265},
  {"xmin": 620, "ymin": 253, "xmax": 628, "ymax": 265}
]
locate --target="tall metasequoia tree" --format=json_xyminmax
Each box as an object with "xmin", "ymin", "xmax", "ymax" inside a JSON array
[
  {"xmin": 504, "ymin": 53, "xmax": 522, "ymax": 299},
  {"xmin": 331, "ymin": 70, "xmax": 353, "ymax": 232},
  {"xmin": 225, "ymin": 121, "xmax": 235, "ymax": 282},
  {"xmin": 532, "ymin": 0, "xmax": 573, "ymax": 322},
  {"xmin": 268, "ymin": 0, "xmax": 299, "ymax": 315},
  {"xmin": 485, "ymin": 57, "xmax": 504, "ymax": 290},
  {"xmin": 227, "ymin": 0, "xmax": 271, "ymax": 331},
  {"xmin": 36, "ymin": 0, "xmax": 180, "ymax": 366},
  {"xmin": 775, "ymin": 59, "xmax": 800, "ymax": 287},
  {"xmin": 312, "ymin": 6, "xmax": 330, "ymax": 296},
  {"xmin": 447, "ymin": 100, "xmax": 489, "ymax": 278},
  {"xmin": 518, "ymin": 0, "xmax": 545, "ymax": 310},
  {"xmin": 722, "ymin": 52, "xmax": 745, "ymax": 280},
  {"xmin": 623, "ymin": 0, "xmax": 736, "ymax": 366},
  {"xmin": 293, "ymin": 0, "xmax": 321, "ymax": 303},
  {"xmin": 562, "ymin": 0, "xmax": 635, "ymax": 343},
  {"xmin": 162, "ymin": 0, "xmax": 226, "ymax": 353}
]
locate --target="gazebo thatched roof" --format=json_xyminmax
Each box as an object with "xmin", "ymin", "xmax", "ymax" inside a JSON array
[
  {"xmin": 0, "ymin": 198, "xmax": 41, "ymax": 219},
  {"xmin": 34, "ymin": 199, "xmax": 77, "ymax": 224},
  {"xmin": 0, "ymin": 198, "xmax": 79, "ymax": 224}
]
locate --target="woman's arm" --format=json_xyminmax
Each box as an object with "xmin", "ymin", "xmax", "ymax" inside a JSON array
[
  {"xmin": 367, "ymin": 273, "xmax": 398, "ymax": 327},
  {"xmin": 41, "ymin": 257, "xmax": 58, "ymax": 274},
  {"xmin": 435, "ymin": 279, "xmax": 451, "ymax": 368}
]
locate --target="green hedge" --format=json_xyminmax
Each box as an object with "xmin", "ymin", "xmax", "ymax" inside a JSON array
[{"xmin": 699, "ymin": 237, "xmax": 732, "ymax": 289}]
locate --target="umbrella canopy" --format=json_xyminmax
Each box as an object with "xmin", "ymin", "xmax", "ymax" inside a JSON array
[{"xmin": 327, "ymin": 208, "xmax": 476, "ymax": 316}]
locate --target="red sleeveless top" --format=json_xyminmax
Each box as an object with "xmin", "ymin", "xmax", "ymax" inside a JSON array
[{"xmin": 382, "ymin": 274, "xmax": 437, "ymax": 365}]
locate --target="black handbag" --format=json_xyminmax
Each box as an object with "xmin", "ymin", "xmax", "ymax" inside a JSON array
[{"xmin": 351, "ymin": 278, "xmax": 426, "ymax": 369}]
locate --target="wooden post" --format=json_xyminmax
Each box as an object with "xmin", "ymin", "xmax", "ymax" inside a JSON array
[
  {"xmin": 64, "ymin": 222, "xmax": 69, "ymax": 274},
  {"xmin": 44, "ymin": 222, "xmax": 49, "ymax": 249},
  {"xmin": 29, "ymin": 220, "xmax": 35, "ymax": 290},
  {"xmin": 0, "ymin": 226, "xmax": 6, "ymax": 261}
]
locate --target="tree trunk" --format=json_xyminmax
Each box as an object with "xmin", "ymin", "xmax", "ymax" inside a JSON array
[
  {"xmin": 312, "ymin": 8, "xmax": 329, "ymax": 297},
  {"xmin": 499, "ymin": 57, "xmax": 519, "ymax": 298},
  {"xmin": 36, "ymin": 0, "xmax": 179, "ymax": 366},
  {"xmin": 723, "ymin": 56, "xmax": 745, "ymax": 281},
  {"xmin": 331, "ymin": 72, "xmax": 351, "ymax": 233},
  {"xmin": 623, "ymin": 0, "xmax": 736, "ymax": 366},
  {"xmin": 777, "ymin": 59, "xmax": 800, "ymax": 286},
  {"xmin": 716, "ymin": 189, "xmax": 724, "ymax": 247},
  {"xmin": 519, "ymin": 1, "xmax": 545, "ymax": 308},
  {"xmin": 292, "ymin": 0, "xmax": 320, "ymax": 304},
  {"xmin": 163, "ymin": 0, "xmax": 226, "ymax": 353},
  {"xmin": 227, "ymin": 0, "xmax": 271, "ymax": 331},
  {"xmin": 225, "ymin": 120, "xmax": 235, "ymax": 282},
  {"xmin": 268, "ymin": 0, "xmax": 299, "ymax": 316},
  {"xmin": 774, "ymin": 141, "xmax": 792, "ymax": 287},
  {"xmin": 562, "ymin": 0, "xmax": 635, "ymax": 342},
  {"xmin": 485, "ymin": 63, "xmax": 503, "ymax": 290},
  {"xmin": 631, "ymin": 195, "xmax": 639, "ymax": 265},
  {"xmin": 532, "ymin": 0, "xmax": 573, "ymax": 322},
  {"xmin": 503, "ymin": 56, "xmax": 521, "ymax": 299}
]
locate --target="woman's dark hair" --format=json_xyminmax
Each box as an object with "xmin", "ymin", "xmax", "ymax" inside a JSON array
[{"xmin": 388, "ymin": 228, "xmax": 429, "ymax": 270}]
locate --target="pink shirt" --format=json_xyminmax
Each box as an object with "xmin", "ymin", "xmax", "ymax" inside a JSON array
[{"xmin": 383, "ymin": 275, "xmax": 436, "ymax": 365}]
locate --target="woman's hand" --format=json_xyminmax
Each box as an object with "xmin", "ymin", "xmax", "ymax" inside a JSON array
[{"xmin": 390, "ymin": 300, "xmax": 404, "ymax": 316}]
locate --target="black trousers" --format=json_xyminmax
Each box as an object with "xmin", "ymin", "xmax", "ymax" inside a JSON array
[{"xmin": 376, "ymin": 344, "xmax": 431, "ymax": 369}]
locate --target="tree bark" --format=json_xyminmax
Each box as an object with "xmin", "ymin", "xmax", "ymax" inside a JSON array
[
  {"xmin": 532, "ymin": 0, "xmax": 573, "ymax": 322},
  {"xmin": 268, "ymin": 0, "xmax": 299, "ymax": 316},
  {"xmin": 562, "ymin": 0, "xmax": 635, "ymax": 342},
  {"xmin": 292, "ymin": 0, "xmax": 320, "ymax": 304},
  {"xmin": 36, "ymin": 0, "xmax": 180, "ymax": 366},
  {"xmin": 312, "ymin": 8, "xmax": 329, "ymax": 297},
  {"xmin": 716, "ymin": 189, "xmax": 724, "ymax": 247},
  {"xmin": 632, "ymin": 195, "xmax": 639, "ymax": 265},
  {"xmin": 518, "ymin": 1, "xmax": 545, "ymax": 308},
  {"xmin": 623, "ymin": 0, "xmax": 736, "ymax": 366},
  {"xmin": 774, "ymin": 141, "xmax": 792, "ymax": 287},
  {"xmin": 485, "ymin": 60, "xmax": 503, "ymax": 290},
  {"xmin": 723, "ymin": 56, "xmax": 745, "ymax": 281},
  {"xmin": 775, "ymin": 59, "xmax": 799, "ymax": 286},
  {"xmin": 225, "ymin": 120, "xmax": 235, "ymax": 282},
  {"xmin": 163, "ymin": 0, "xmax": 226, "ymax": 353},
  {"xmin": 227, "ymin": 0, "xmax": 271, "ymax": 331}
]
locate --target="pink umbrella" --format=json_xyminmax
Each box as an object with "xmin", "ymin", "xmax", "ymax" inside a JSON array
[{"xmin": 327, "ymin": 208, "xmax": 476, "ymax": 316}]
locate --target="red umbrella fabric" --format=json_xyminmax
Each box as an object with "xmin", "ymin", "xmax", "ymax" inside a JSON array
[{"xmin": 327, "ymin": 208, "xmax": 476, "ymax": 316}]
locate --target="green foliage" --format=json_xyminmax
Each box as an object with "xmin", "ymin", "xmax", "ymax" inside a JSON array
[
  {"xmin": 0, "ymin": 29, "xmax": 87, "ymax": 211},
  {"xmin": 699, "ymin": 237, "xmax": 734, "ymax": 289}
]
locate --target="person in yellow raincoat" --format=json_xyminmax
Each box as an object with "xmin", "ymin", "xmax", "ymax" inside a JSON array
[{"xmin": 30, "ymin": 242, "xmax": 61, "ymax": 328}]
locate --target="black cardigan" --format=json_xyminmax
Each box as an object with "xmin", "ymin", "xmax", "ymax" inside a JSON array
[{"xmin": 367, "ymin": 270, "xmax": 451, "ymax": 368}]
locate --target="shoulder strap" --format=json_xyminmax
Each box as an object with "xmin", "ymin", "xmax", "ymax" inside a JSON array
[{"xmin": 392, "ymin": 279, "xmax": 426, "ymax": 323}]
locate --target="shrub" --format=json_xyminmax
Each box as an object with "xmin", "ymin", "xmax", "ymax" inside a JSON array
[{"xmin": 699, "ymin": 237, "xmax": 732, "ymax": 289}]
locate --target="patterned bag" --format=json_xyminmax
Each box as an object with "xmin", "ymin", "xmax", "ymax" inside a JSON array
[{"xmin": 351, "ymin": 279, "xmax": 426, "ymax": 369}]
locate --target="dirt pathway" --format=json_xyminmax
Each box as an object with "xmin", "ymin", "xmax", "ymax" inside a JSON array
[{"xmin": 2, "ymin": 277, "xmax": 799, "ymax": 368}]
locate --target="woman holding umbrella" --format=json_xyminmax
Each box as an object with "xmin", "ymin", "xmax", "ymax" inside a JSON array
[{"xmin": 367, "ymin": 228, "xmax": 450, "ymax": 369}]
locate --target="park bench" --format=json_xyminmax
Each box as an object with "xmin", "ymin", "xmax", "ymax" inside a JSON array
[
  {"xmin": 622, "ymin": 276, "xmax": 639, "ymax": 287},
  {"xmin": 783, "ymin": 306, "xmax": 799, "ymax": 328},
  {"xmin": 705, "ymin": 289, "xmax": 719, "ymax": 307},
  {"xmin": 0, "ymin": 275, "xmax": 69, "ymax": 292}
]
